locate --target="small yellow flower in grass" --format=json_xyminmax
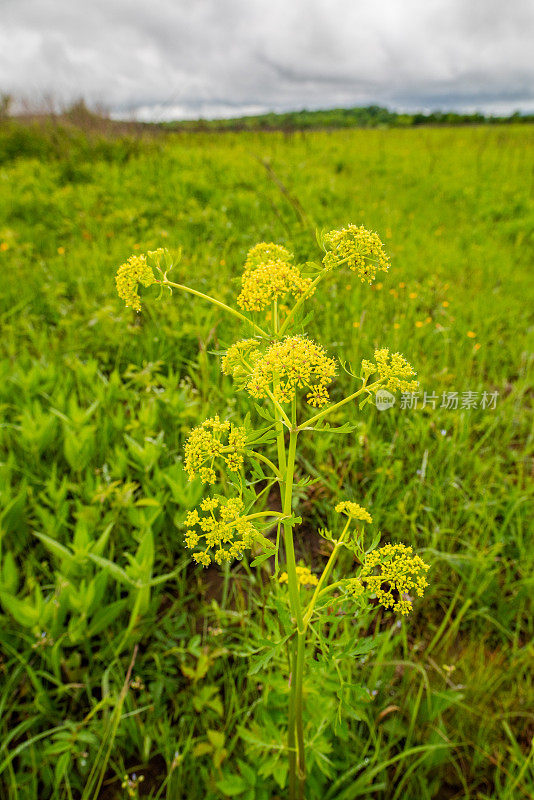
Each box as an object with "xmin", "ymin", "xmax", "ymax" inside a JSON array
[
  {"xmin": 393, "ymin": 322, "xmax": 400, "ymax": 330},
  {"xmin": 184, "ymin": 496, "xmax": 259, "ymax": 567},
  {"xmin": 409, "ymin": 292, "xmax": 418, "ymax": 300},
  {"xmin": 398, "ymin": 282, "xmax": 406, "ymax": 289},
  {"xmin": 361, "ymin": 348, "xmax": 418, "ymax": 393},
  {"xmin": 184, "ymin": 416, "xmax": 247, "ymax": 484},
  {"xmin": 57, "ymin": 246, "xmax": 65, "ymax": 255},
  {"xmin": 279, "ymin": 565, "xmax": 318, "ymax": 588},
  {"xmin": 246, "ymin": 335, "xmax": 337, "ymax": 407},
  {"xmin": 322, "ymin": 224, "xmax": 390, "ymax": 284},
  {"xmin": 0, "ymin": 242, "xmax": 9, "ymax": 252},
  {"xmin": 121, "ymin": 773, "xmax": 144, "ymax": 798},
  {"xmin": 358, "ymin": 543, "xmax": 430, "ymax": 615},
  {"xmin": 467, "ymin": 331, "xmax": 477, "ymax": 338},
  {"xmin": 425, "ymin": 316, "xmax": 432, "ymax": 324},
  {"xmin": 442, "ymin": 301, "xmax": 449, "ymax": 307},
  {"xmin": 376, "ymin": 282, "xmax": 383, "ymax": 290},
  {"xmin": 415, "ymin": 321, "xmax": 424, "ymax": 328},
  {"xmin": 116, "ymin": 254, "xmax": 155, "ymax": 312},
  {"xmin": 353, "ymin": 321, "xmax": 360, "ymax": 328},
  {"xmin": 474, "ymin": 343, "xmax": 481, "ymax": 351},
  {"xmin": 335, "ymin": 501, "xmax": 373, "ymax": 524}
]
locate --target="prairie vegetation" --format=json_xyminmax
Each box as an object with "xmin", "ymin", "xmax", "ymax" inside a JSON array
[{"xmin": 0, "ymin": 119, "xmax": 532, "ymax": 798}]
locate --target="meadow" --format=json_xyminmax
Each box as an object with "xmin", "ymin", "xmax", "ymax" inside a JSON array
[{"xmin": 0, "ymin": 121, "xmax": 532, "ymax": 799}]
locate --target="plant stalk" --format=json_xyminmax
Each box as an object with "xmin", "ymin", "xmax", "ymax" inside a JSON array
[{"xmin": 162, "ymin": 279, "xmax": 268, "ymax": 336}]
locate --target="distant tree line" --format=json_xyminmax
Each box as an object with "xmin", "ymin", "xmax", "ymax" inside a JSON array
[{"xmin": 164, "ymin": 105, "xmax": 534, "ymax": 132}]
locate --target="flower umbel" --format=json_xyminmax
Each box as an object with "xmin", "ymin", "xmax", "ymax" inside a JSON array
[
  {"xmin": 184, "ymin": 497, "xmax": 258, "ymax": 567},
  {"xmin": 116, "ymin": 254, "xmax": 155, "ymax": 312},
  {"xmin": 335, "ymin": 501, "xmax": 373, "ymax": 524},
  {"xmin": 322, "ymin": 225, "xmax": 390, "ymax": 283},
  {"xmin": 237, "ymin": 259, "xmax": 312, "ymax": 312},
  {"xmin": 357, "ymin": 543, "xmax": 430, "ymax": 615},
  {"xmin": 361, "ymin": 348, "xmax": 418, "ymax": 393},
  {"xmin": 184, "ymin": 416, "xmax": 247, "ymax": 484},
  {"xmin": 244, "ymin": 242, "xmax": 293, "ymax": 271},
  {"xmin": 247, "ymin": 335, "xmax": 337, "ymax": 407},
  {"xmin": 221, "ymin": 339, "xmax": 263, "ymax": 382}
]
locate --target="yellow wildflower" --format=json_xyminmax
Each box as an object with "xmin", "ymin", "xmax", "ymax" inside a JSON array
[
  {"xmin": 237, "ymin": 259, "xmax": 312, "ymax": 312},
  {"xmin": 246, "ymin": 335, "xmax": 336, "ymax": 407},
  {"xmin": 358, "ymin": 543, "xmax": 430, "ymax": 615},
  {"xmin": 184, "ymin": 416, "xmax": 247, "ymax": 483},
  {"xmin": 238, "ymin": 243, "xmax": 312, "ymax": 312},
  {"xmin": 335, "ymin": 501, "xmax": 373, "ymax": 524},
  {"xmin": 361, "ymin": 348, "xmax": 418, "ymax": 393},
  {"xmin": 279, "ymin": 565, "xmax": 318, "ymax": 588},
  {"xmin": 244, "ymin": 242, "xmax": 292, "ymax": 271},
  {"xmin": 221, "ymin": 339, "xmax": 263, "ymax": 380},
  {"xmin": 322, "ymin": 224, "xmax": 390, "ymax": 284},
  {"xmin": 184, "ymin": 496, "xmax": 258, "ymax": 567},
  {"xmin": 116, "ymin": 254, "xmax": 155, "ymax": 312}
]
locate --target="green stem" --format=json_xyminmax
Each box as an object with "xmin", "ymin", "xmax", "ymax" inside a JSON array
[
  {"xmin": 282, "ymin": 427, "xmax": 307, "ymax": 797},
  {"xmin": 278, "ymin": 254, "xmax": 353, "ymax": 337},
  {"xmin": 246, "ymin": 450, "xmax": 283, "ymax": 480},
  {"xmin": 264, "ymin": 387, "xmax": 292, "ymax": 429},
  {"xmin": 162, "ymin": 279, "xmax": 268, "ymax": 337},
  {"xmin": 295, "ymin": 632, "xmax": 306, "ymax": 797},
  {"xmin": 278, "ymin": 271, "xmax": 326, "ymax": 337},
  {"xmin": 302, "ymin": 519, "xmax": 351, "ymax": 628},
  {"xmin": 241, "ymin": 511, "xmax": 285, "ymax": 523},
  {"xmin": 288, "ymin": 644, "xmax": 297, "ymax": 800},
  {"xmin": 298, "ymin": 380, "xmax": 381, "ymax": 430},
  {"xmin": 282, "ymin": 430, "xmax": 303, "ymax": 631}
]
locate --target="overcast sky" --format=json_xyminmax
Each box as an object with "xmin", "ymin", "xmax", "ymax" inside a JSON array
[{"xmin": 1, "ymin": 0, "xmax": 533, "ymax": 120}]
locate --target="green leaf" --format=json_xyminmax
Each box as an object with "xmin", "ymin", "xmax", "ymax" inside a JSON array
[
  {"xmin": 32, "ymin": 531, "xmax": 73, "ymax": 565},
  {"xmin": 0, "ymin": 590, "xmax": 40, "ymax": 627},
  {"xmin": 207, "ymin": 729, "xmax": 225, "ymax": 750},
  {"xmin": 250, "ymin": 549, "xmax": 276, "ymax": 568},
  {"xmin": 253, "ymin": 404, "xmax": 276, "ymax": 423},
  {"xmin": 86, "ymin": 600, "xmax": 127, "ymax": 637},
  {"xmin": 216, "ymin": 774, "xmax": 248, "ymax": 796},
  {"xmin": 86, "ymin": 554, "xmax": 139, "ymax": 587}
]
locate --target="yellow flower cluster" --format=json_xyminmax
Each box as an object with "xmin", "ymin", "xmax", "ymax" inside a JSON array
[
  {"xmin": 362, "ymin": 348, "xmax": 418, "ymax": 392},
  {"xmin": 237, "ymin": 259, "xmax": 312, "ymax": 312},
  {"xmin": 184, "ymin": 497, "xmax": 257, "ymax": 567},
  {"xmin": 221, "ymin": 339, "xmax": 262, "ymax": 380},
  {"xmin": 116, "ymin": 254, "xmax": 156, "ymax": 312},
  {"xmin": 184, "ymin": 416, "xmax": 247, "ymax": 483},
  {"xmin": 351, "ymin": 543, "xmax": 430, "ymax": 615},
  {"xmin": 279, "ymin": 565, "xmax": 319, "ymax": 588},
  {"xmin": 335, "ymin": 501, "xmax": 373, "ymax": 523},
  {"xmin": 244, "ymin": 242, "xmax": 293, "ymax": 270},
  {"xmin": 322, "ymin": 225, "xmax": 390, "ymax": 283},
  {"xmin": 247, "ymin": 335, "xmax": 337, "ymax": 407}
]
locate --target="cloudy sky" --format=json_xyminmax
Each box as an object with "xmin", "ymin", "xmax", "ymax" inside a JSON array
[{"xmin": 1, "ymin": 0, "xmax": 533, "ymax": 120}]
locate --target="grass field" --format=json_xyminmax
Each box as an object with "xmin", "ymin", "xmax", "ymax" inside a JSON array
[{"xmin": 0, "ymin": 122, "xmax": 533, "ymax": 799}]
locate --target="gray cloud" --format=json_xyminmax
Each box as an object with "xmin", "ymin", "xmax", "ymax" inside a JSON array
[{"xmin": 1, "ymin": 0, "xmax": 533, "ymax": 119}]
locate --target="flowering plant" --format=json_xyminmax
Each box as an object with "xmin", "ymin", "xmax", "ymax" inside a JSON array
[{"xmin": 116, "ymin": 225, "xmax": 429, "ymax": 799}]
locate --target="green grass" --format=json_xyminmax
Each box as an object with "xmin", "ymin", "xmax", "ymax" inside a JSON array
[{"xmin": 0, "ymin": 122, "xmax": 533, "ymax": 799}]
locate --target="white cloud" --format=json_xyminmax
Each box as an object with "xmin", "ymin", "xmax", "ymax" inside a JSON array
[{"xmin": 1, "ymin": 0, "xmax": 533, "ymax": 118}]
